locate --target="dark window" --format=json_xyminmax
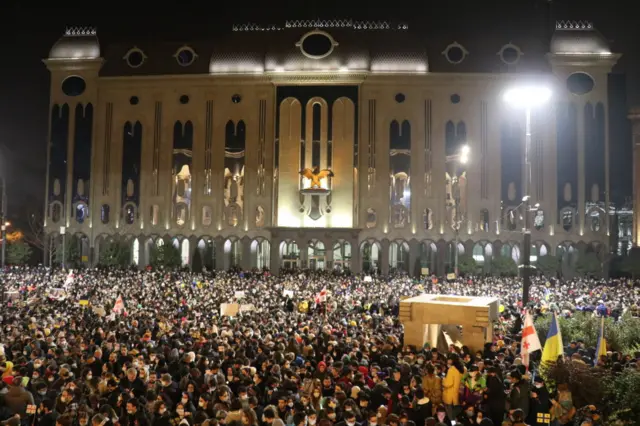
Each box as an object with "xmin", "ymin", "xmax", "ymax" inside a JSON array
[
  {"xmin": 395, "ymin": 93, "xmax": 406, "ymax": 103},
  {"xmin": 501, "ymin": 47, "xmax": 520, "ymax": 64},
  {"xmin": 446, "ymin": 46, "xmax": 464, "ymax": 63},
  {"xmin": 179, "ymin": 95, "xmax": 190, "ymax": 104},
  {"xmin": 177, "ymin": 48, "xmax": 195, "ymax": 66},
  {"xmin": 450, "ymin": 94, "xmax": 461, "ymax": 104},
  {"xmin": 61, "ymin": 76, "xmax": 86, "ymax": 97},
  {"xmin": 232, "ymin": 94, "xmax": 242, "ymax": 104},
  {"xmin": 301, "ymin": 33, "xmax": 333, "ymax": 58},
  {"xmin": 567, "ymin": 73, "xmax": 595, "ymax": 95},
  {"xmin": 126, "ymin": 50, "xmax": 144, "ymax": 68},
  {"xmin": 101, "ymin": 204, "xmax": 110, "ymax": 224},
  {"xmin": 129, "ymin": 96, "xmax": 139, "ymax": 105}
]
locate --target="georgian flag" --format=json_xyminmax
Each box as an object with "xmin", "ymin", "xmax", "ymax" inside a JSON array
[
  {"xmin": 315, "ymin": 287, "xmax": 328, "ymax": 304},
  {"xmin": 113, "ymin": 295, "xmax": 126, "ymax": 315},
  {"xmin": 520, "ymin": 312, "xmax": 541, "ymax": 370},
  {"xmin": 64, "ymin": 270, "xmax": 75, "ymax": 287}
]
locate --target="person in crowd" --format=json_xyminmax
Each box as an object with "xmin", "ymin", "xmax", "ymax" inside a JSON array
[{"xmin": 0, "ymin": 266, "xmax": 636, "ymax": 426}]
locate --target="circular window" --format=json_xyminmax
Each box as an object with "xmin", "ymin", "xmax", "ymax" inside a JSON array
[
  {"xmin": 297, "ymin": 31, "xmax": 336, "ymax": 59},
  {"xmin": 124, "ymin": 47, "xmax": 146, "ymax": 68},
  {"xmin": 395, "ymin": 93, "xmax": 406, "ymax": 103},
  {"xmin": 450, "ymin": 94, "xmax": 461, "ymax": 104},
  {"xmin": 566, "ymin": 72, "xmax": 595, "ymax": 95},
  {"xmin": 179, "ymin": 95, "xmax": 190, "ymax": 104},
  {"xmin": 232, "ymin": 94, "xmax": 242, "ymax": 104},
  {"xmin": 443, "ymin": 43, "xmax": 468, "ymax": 64},
  {"xmin": 129, "ymin": 96, "xmax": 139, "ymax": 105},
  {"xmin": 498, "ymin": 44, "xmax": 522, "ymax": 65},
  {"xmin": 61, "ymin": 76, "xmax": 86, "ymax": 97},
  {"xmin": 175, "ymin": 47, "xmax": 196, "ymax": 67}
]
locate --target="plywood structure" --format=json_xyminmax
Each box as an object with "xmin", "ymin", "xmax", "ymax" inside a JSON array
[{"xmin": 399, "ymin": 294, "xmax": 499, "ymax": 353}]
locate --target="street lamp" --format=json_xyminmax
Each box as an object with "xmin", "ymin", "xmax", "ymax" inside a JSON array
[
  {"xmin": 59, "ymin": 226, "xmax": 66, "ymax": 270},
  {"xmin": 446, "ymin": 144, "xmax": 471, "ymax": 276},
  {"xmin": 0, "ymin": 177, "xmax": 6, "ymax": 270},
  {"xmin": 503, "ymin": 84, "xmax": 552, "ymax": 306}
]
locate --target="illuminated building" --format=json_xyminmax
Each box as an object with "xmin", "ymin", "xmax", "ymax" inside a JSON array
[{"xmin": 43, "ymin": 21, "xmax": 620, "ymax": 274}]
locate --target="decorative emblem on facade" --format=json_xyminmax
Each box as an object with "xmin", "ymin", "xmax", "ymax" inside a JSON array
[
  {"xmin": 296, "ymin": 30, "xmax": 338, "ymax": 59},
  {"xmin": 300, "ymin": 167, "xmax": 334, "ymax": 192}
]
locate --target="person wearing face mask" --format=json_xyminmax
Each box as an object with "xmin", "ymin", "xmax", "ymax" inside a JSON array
[
  {"xmin": 434, "ymin": 406, "xmax": 452, "ymax": 426},
  {"xmin": 335, "ymin": 411, "xmax": 360, "ymax": 426},
  {"xmin": 454, "ymin": 404, "xmax": 478, "ymax": 426},
  {"xmin": 306, "ymin": 411, "xmax": 318, "ymax": 426},
  {"xmin": 442, "ymin": 355, "xmax": 464, "ymax": 420},
  {"xmin": 174, "ymin": 403, "xmax": 192, "ymax": 426},
  {"xmin": 152, "ymin": 402, "xmax": 171, "ymax": 426},
  {"xmin": 461, "ymin": 366, "xmax": 486, "ymax": 406},
  {"xmin": 484, "ymin": 367, "xmax": 505, "ymax": 426},
  {"xmin": 38, "ymin": 398, "xmax": 59, "ymax": 426},
  {"xmin": 526, "ymin": 377, "xmax": 550, "ymax": 426},
  {"xmin": 411, "ymin": 389, "xmax": 432, "ymax": 426},
  {"xmin": 262, "ymin": 408, "xmax": 285, "ymax": 426}
]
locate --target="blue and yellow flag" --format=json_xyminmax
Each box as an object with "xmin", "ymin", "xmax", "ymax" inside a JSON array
[
  {"xmin": 595, "ymin": 316, "xmax": 607, "ymax": 365},
  {"xmin": 541, "ymin": 312, "xmax": 564, "ymax": 364}
]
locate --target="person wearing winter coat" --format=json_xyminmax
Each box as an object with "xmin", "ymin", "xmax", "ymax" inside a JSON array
[{"xmin": 442, "ymin": 354, "xmax": 464, "ymax": 419}]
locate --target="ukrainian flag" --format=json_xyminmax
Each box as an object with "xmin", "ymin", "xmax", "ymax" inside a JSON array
[
  {"xmin": 595, "ymin": 316, "xmax": 607, "ymax": 365},
  {"xmin": 541, "ymin": 312, "xmax": 564, "ymax": 364}
]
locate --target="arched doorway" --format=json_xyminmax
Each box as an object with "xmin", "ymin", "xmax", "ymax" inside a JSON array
[
  {"xmin": 419, "ymin": 241, "xmax": 437, "ymax": 275},
  {"xmin": 360, "ymin": 240, "xmax": 381, "ymax": 273},
  {"xmin": 224, "ymin": 238, "xmax": 242, "ymax": 269},
  {"xmin": 333, "ymin": 240, "xmax": 352, "ymax": 271},
  {"xmin": 280, "ymin": 240, "xmax": 300, "ymax": 270},
  {"xmin": 251, "ymin": 239, "xmax": 270, "ymax": 269},
  {"xmin": 389, "ymin": 240, "xmax": 410, "ymax": 273},
  {"xmin": 308, "ymin": 239, "xmax": 326, "ymax": 270}
]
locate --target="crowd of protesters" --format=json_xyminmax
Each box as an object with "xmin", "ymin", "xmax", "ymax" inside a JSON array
[{"xmin": 0, "ymin": 266, "xmax": 637, "ymax": 426}]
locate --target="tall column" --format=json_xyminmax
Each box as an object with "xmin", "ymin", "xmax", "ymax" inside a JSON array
[
  {"xmin": 576, "ymin": 101, "xmax": 586, "ymax": 236},
  {"xmin": 629, "ymin": 108, "xmax": 640, "ymax": 246},
  {"xmin": 409, "ymin": 239, "xmax": 420, "ymax": 277},
  {"xmin": 241, "ymin": 236, "xmax": 252, "ymax": 271},
  {"xmin": 215, "ymin": 236, "xmax": 225, "ymax": 271},
  {"xmin": 350, "ymin": 236, "xmax": 361, "ymax": 274},
  {"xmin": 270, "ymin": 236, "xmax": 280, "ymax": 274},
  {"xmin": 381, "ymin": 239, "xmax": 390, "ymax": 276}
]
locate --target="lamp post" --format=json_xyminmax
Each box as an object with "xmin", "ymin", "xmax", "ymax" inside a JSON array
[
  {"xmin": 503, "ymin": 85, "xmax": 552, "ymax": 306},
  {"xmin": 0, "ymin": 177, "xmax": 6, "ymax": 270},
  {"xmin": 60, "ymin": 226, "xmax": 66, "ymax": 270},
  {"xmin": 446, "ymin": 145, "xmax": 470, "ymax": 276}
]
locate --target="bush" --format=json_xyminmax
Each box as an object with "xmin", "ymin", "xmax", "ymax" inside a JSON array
[
  {"xmin": 545, "ymin": 361, "xmax": 640, "ymax": 424},
  {"xmin": 534, "ymin": 312, "xmax": 640, "ymax": 354}
]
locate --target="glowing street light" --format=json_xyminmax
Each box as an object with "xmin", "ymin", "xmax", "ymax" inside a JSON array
[
  {"xmin": 447, "ymin": 145, "xmax": 471, "ymax": 276},
  {"xmin": 503, "ymin": 84, "xmax": 552, "ymax": 306}
]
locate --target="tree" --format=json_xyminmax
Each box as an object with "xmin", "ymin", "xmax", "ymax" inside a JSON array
[
  {"xmin": 491, "ymin": 256, "xmax": 518, "ymax": 276},
  {"xmin": 536, "ymin": 255, "xmax": 560, "ymax": 278},
  {"xmin": 55, "ymin": 237, "xmax": 81, "ymax": 268},
  {"xmin": 6, "ymin": 241, "xmax": 32, "ymax": 265},
  {"xmin": 457, "ymin": 254, "xmax": 477, "ymax": 276},
  {"xmin": 99, "ymin": 241, "xmax": 131, "ymax": 268},
  {"xmin": 22, "ymin": 210, "xmax": 52, "ymax": 263},
  {"xmin": 150, "ymin": 244, "xmax": 182, "ymax": 269},
  {"xmin": 576, "ymin": 251, "xmax": 602, "ymax": 277}
]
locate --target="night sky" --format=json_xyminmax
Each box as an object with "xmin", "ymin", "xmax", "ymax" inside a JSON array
[{"xmin": 0, "ymin": 0, "xmax": 635, "ymax": 227}]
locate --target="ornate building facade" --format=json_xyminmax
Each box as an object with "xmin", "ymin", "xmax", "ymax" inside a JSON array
[{"xmin": 43, "ymin": 20, "xmax": 619, "ymax": 275}]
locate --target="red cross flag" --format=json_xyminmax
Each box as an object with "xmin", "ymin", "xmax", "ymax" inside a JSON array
[
  {"xmin": 520, "ymin": 312, "xmax": 541, "ymax": 370},
  {"xmin": 315, "ymin": 287, "xmax": 327, "ymax": 304},
  {"xmin": 113, "ymin": 295, "xmax": 126, "ymax": 315},
  {"xmin": 64, "ymin": 270, "xmax": 75, "ymax": 288}
]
